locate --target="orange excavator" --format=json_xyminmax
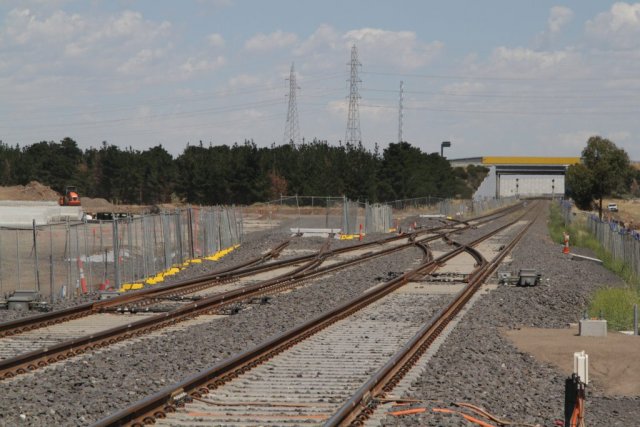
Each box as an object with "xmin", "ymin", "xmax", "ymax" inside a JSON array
[{"xmin": 59, "ymin": 186, "xmax": 81, "ymax": 206}]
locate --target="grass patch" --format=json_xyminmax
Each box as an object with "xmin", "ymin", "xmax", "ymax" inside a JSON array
[
  {"xmin": 549, "ymin": 203, "xmax": 640, "ymax": 330},
  {"xmin": 588, "ymin": 288, "xmax": 640, "ymax": 331}
]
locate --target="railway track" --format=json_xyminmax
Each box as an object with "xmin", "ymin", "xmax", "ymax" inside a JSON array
[
  {"xmin": 0, "ymin": 217, "xmax": 472, "ymax": 380},
  {"xmin": 91, "ymin": 201, "xmax": 538, "ymax": 426}
]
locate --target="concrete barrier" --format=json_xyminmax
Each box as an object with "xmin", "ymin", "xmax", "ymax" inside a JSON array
[{"xmin": 0, "ymin": 201, "xmax": 83, "ymax": 226}]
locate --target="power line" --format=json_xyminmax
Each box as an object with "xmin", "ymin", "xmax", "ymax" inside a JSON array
[
  {"xmin": 361, "ymin": 70, "xmax": 640, "ymax": 82},
  {"xmin": 345, "ymin": 45, "xmax": 362, "ymax": 144}
]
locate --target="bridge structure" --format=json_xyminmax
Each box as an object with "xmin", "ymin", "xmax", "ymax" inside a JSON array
[{"xmin": 450, "ymin": 156, "xmax": 581, "ymax": 199}]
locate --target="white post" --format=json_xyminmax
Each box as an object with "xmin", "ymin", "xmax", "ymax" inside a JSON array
[{"xmin": 573, "ymin": 351, "xmax": 589, "ymax": 384}]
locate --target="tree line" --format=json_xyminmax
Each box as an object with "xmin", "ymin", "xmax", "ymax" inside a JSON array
[
  {"xmin": 566, "ymin": 136, "xmax": 640, "ymax": 215},
  {"xmin": 0, "ymin": 138, "xmax": 487, "ymax": 205}
]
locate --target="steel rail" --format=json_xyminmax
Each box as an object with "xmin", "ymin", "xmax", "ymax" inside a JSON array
[
  {"xmin": 0, "ymin": 201, "xmax": 520, "ymax": 339},
  {"xmin": 0, "ymin": 220, "xmax": 461, "ymax": 338},
  {"xmin": 0, "ymin": 228, "xmax": 442, "ymax": 380},
  {"xmin": 326, "ymin": 203, "xmax": 541, "ymax": 426},
  {"xmin": 90, "ymin": 206, "xmax": 528, "ymax": 427},
  {"xmin": 0, "ymin": 240, "xmax": 292, "ymax": 338}
]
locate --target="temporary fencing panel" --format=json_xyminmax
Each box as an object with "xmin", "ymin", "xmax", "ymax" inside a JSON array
[
  {"xmin": 0, "ymin": 206, "xmax": 243, "ymax": 300},
  {"xmin": 365, "ymin": 203, "xmax": 392, "ymax": 233}
]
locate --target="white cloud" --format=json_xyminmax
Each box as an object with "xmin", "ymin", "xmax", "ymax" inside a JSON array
[
  {"xmin": 481, "ymin": 46, "xmax": 582, "ymax": 78},
  {"xmin": 117, "ymin": 48, "xmax": 166, "ymax": 74},
  {"xmin": 244, "ymin": 30, "xmax": 297, "ymax": 52},
  {"xmin": 548, "ymin": 6, "xmax": 574, "ymax": 34},
  {"xmin": 294, "ymin": 24, "xmax": 340, "ymax": 56},
  {"xmin": 228, "ymin": 73, "xmax": 261, "ymax": 87},
  {"xmin": 586, "ymin": 2, "xmax": 640, "ymax": 49},
  {"xmin": 441, "ymin": 81, "xmax": 486, "ymax": 95},
  {"xmin": 180, "ymin": 55, "xmax": 226, "ymax": 76},
  {"xmin": 3, "ymin": 8, "xmax": 86, "ymax": 45},
  {"xmin": 207, "ymin": 33, "xmax": 225, "ymax": 48},
  {"xmin": 533, "ymin": 7, "xmax": 573, "ymax": 50},
  {"xmin": 344, "ymin": 28, "xmax": 443, "ymax": 70}
]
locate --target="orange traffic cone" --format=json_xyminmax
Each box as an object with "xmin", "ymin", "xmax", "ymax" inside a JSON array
[{"xmin": 563, "ymin": 231, "xmax": 570, "ymax": 254}]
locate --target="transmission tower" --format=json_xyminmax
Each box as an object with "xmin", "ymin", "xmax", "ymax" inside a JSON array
[
  {"xmin": 284, "ymin": 62, "xmax": 300, "ymax": 145},
  {"xmin": 398, "ymin": 81, "xmax": 404, "ymax": 143},
  {"xmin": 345, "ymin": 45, "xmax": 362, "ymax": 144}
]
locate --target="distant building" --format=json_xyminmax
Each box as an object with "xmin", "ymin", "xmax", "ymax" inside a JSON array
[{"xmin": 449, "ymin": 156, "xmax": 580, "ymax": 199}]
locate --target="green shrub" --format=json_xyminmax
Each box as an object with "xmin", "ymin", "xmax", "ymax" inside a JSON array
[{"xmin": 588, "ymin": 287, "xmax": 640, "ymax": 331}]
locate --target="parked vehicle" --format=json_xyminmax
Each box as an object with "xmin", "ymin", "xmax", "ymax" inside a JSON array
[
  {"xmin": 607, "ymin": 203, "xmax": 618, "ymax": 212},
  {"xmin": 59, "ymin": 186, "xmax": 81, "ymax": 206}
]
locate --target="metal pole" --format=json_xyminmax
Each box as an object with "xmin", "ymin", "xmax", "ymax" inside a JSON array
[
  {"xmin": 634, "ymin": 304, "xmax": 638, "ymax": 336},
  {"xmin": 32, "ymin": 219, "xmax": 40, "ymax": 293},
  {"xmin": 113, "ymin": 220, "xmax": 121, "ymax": 290},
  {"xmin": 127, "ymin": 216, "xmax": 133, "ymax": 282},
  {"xmin": 16, "ymin": 229, "xmax": 21, "ymax": 290},
  {"xmin": 141, "ymin": 215, "xmax": 148, "ymax": 279},
  {"xmin": 187, "ymin": 207, "xmax": 194, "ymax": 260},
  {"xmin": 0, "ymin": 227, "xmax": 3, "ymax": 296},
  {"xmin": 49, "ymin": 254, "xmax": 54, "ymax": 303},
  {"xmin": 84, "ymin": 218, "xmax": 90, "ymax": 291},
  {"xmin": 65, "ymin": 219, "xmax": 71, "ymax": 298}
]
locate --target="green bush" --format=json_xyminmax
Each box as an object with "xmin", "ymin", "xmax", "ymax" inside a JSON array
[{"xmin": 588, "ymin": 288, "xmax": 640, "ymax": 331}]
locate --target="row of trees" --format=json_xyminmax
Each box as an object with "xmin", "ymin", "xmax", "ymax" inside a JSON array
[
  {"xmin": 566, "ymin": 136, "xmax": 640, "ymax": 215},
  {"xmin": 0, "ymin": 138, "xmax": 485, "ymax": 205}
]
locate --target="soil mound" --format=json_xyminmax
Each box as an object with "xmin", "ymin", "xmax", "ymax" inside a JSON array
[{"xmin": 0, "ymin": 181, "xmax": 60, "ymax": 201}]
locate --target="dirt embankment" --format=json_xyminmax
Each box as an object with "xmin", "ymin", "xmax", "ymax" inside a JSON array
[
  {"xmin": 0, "ymin": 181, "xmax": 165, "ymax": 214},
  {"xmin": 0, "ymin": 181, "xmax": 60, "ymax": 201}
]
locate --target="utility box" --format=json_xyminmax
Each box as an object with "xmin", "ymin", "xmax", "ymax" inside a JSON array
[
  {"xmin": 7, "ymin": 290, "xmax": 40, "ymax": 311},
  {"xmin": 99, "ymin": 290, "xmax": 120, "ymax": 300},
  {"xmin": 517, "ymin": 269, "xmax": 541, "ymax": 286},
  {"xmin": 579, "ymin": 319, "xmax": 607, "ymax": 337}
]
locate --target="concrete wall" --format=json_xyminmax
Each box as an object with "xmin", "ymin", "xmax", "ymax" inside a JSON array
[
  {"xmin": 0, "ymin": 201, "xmax": 83, "ymax": 226},
  {"xmin": 498, "ymin": 175, "xmax": 564, "ymax": 198}
]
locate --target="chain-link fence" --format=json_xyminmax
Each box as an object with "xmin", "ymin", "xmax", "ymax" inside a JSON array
[
  {"xmin": 559, "ymin": 200, "xmax": 640, "ymax": 278},
  {"xmin": 0, "ymin": 206, "xmax": 242, "ymax": 300},
  {"xmin": 390, "ymin": 195, "xmax": 519, "ymax": 220},
  {"xmin": 587, "ymin": 215, "xmax": 640, "ymax": 278},
  {"xmin": 365, "ymin": 203, "xmax": 393, "ymax": 233}
]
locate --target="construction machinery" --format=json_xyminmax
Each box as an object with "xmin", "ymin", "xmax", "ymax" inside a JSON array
[{"xmin": 59, "ymin": 186, "xmax": 81, "ymax": 206}]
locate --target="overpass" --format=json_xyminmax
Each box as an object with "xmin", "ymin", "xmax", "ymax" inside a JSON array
[{"xmin": 451, "ymin": 156, "xmax": 581, "ymax": 199}]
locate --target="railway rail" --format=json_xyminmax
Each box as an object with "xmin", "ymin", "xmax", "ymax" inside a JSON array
[
  {"xmin": 91, "ymin": 201, "xmax": 538, "ymax": 426},
  {"xmin": 0, "ymin": 215, "xmax": 472, "ymax": 380},
  {"xmin": 0, "ymin": 203, "xmax": 523, "ymax": 383}
]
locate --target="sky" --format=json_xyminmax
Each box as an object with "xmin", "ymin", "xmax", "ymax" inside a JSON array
[{"xmin": 1, "ymin": 1, "xmax": 640, "ymax": 159}]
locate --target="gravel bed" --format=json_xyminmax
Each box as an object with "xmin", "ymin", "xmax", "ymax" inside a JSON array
[
  {"xmin": 0, "ymin": 236, "xmax": 425, "ymax": 426},
  {"xmin": 0, "ymin": 230, "xmax": 322, "ymax": 323},
  {"xmin": 383, "ymin": 201, "xmax": 639, "ymax": 427}
]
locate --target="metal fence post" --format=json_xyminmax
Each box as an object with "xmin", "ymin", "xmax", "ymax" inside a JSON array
[
  {"xmin": 48, "ymin": 221, "xmax": 53, "ymax": 299},
  {"xmin": 16, "ymin": 229, "xmax": 21, "ymax": 290},
  {"xmin": 0, "ymin": 228, "xmax": 3, "ymax": 297},
  {"xmin": 634, "ymin": 304, "xmax": 638, "ymax": 336},
  {"xmin": 127, "ymin": 216, "xmax": 133, "ymax": 283},
  {"xmin": 187, "ymin": 207, "xmax": 194, "ymax": 260},
  {"xmin": 113, "ymin": 219, "xmax": 121, "ymax": 290},
  {"xmin": 32, "ymin": 219, "xmax": 40, "ymax": 293}
]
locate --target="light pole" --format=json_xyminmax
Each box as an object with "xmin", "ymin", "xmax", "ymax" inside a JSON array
[
  {"xmin": 441, "ymin": 141, "xmax": 451, "ymax": 158},
  {"xmin": 516, "ymin": 178, "xmax": 519, "ymax": 198},
  {"xmin": 595, "ymin": 148, "xmax": 603, "ymax": 220}
]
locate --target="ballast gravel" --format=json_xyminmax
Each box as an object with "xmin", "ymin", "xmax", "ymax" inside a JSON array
[
  {"xmin": 0, "ymin": 231, "xmax": 424, "ymax": 426},
  {"xmin": 383, "ymin": 201, "xmax": 640, "ymax": 427},
  {"xmin": 0, "ymin": 229, "xmax": 326, "ymax": 323}
]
